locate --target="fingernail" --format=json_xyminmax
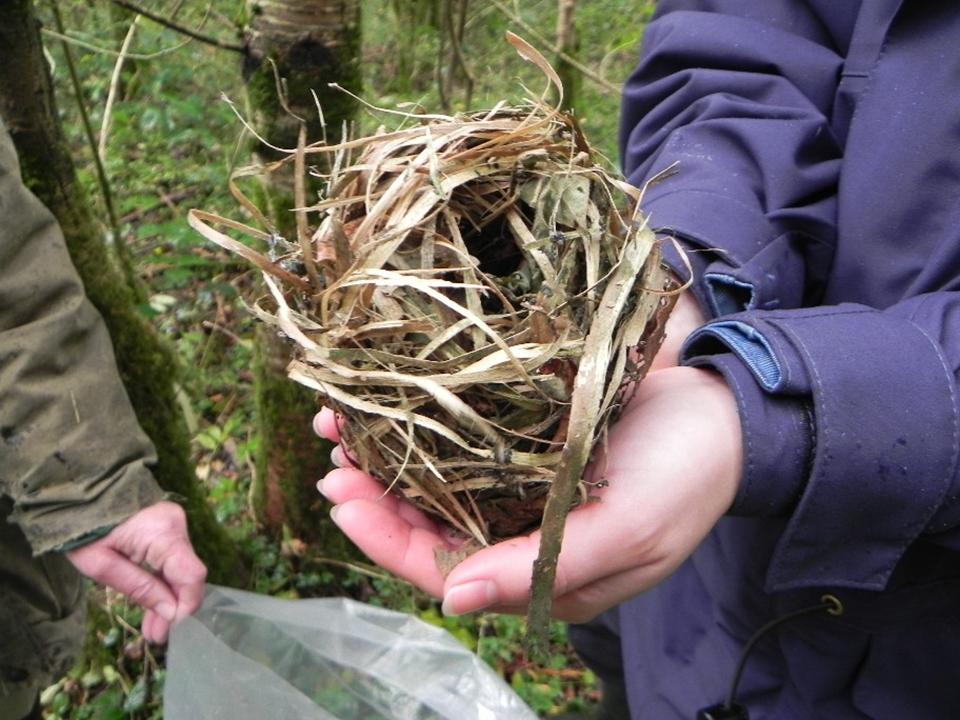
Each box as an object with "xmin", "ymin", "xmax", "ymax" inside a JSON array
[
  {"xmin": 317, "ymin": 477, "xmax": 330, "ymax": 498},
  {"xmin": 312, "ymin": 413, "xmax": 325, "ymax": 436},
  {"xmin": 330, "ymin": 446, "xmax": 345, "ymax": 468},
  {"xmin": 441, "ymin": 580, "xmax": 498, "ymax": 616},
  {"xmin": 329, "ymin": 505, "xmax": 341, "ymax": 524},
  {"xmin": 156, "ymin": 602, "xmax": 177, "ymax": 622}
]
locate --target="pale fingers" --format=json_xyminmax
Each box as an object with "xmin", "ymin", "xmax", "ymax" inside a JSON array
[
  {"xmin": 153, "ymin": 538, "xmax": 207, "ymax": 622},
  {"xmin": 320, "ymin": 467, "xmax": 438, "ymax": 532},
  {"xmin": 68, "ymin": 546, "xmax": 179, "ymax": 624},
  {"xmin": 330, "ymin": 444, "xmax": 358, "ymax": 468},
  {"xmin": 68, "ymin": 502, "xmax": 209, "ymax": 644},
  {"xmin": 319, "ymin": 467, "xmax": 389, "ymax": 504},
  {"xmin": 331, "ymin": 498, "xmax": 451, "ymax": 597},
  {"xmin": 123, "ymin": 504, "xmax": 207, "ymax": 623},
  {"xmin": 141, "ymin": 608, "xmax": 170, "ymax": 645},
  {"xmin": 313, "ymin": 407, "xmax": 341, "ymax": 442}
]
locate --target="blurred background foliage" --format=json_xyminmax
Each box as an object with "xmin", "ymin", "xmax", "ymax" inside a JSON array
[{"xmin": 30, "ymin": 0, "xmax": 654, "ymax": 716}]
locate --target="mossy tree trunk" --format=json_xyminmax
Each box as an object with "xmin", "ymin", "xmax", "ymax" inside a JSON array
[
  {"xmin": 244, "ymin": 0, "xmax": 362, "ymax": 152},
  {"xmin": 243, "ymin": 0, "xmax": 361, "ymax": 542},
  {"xmin": 0, "ymin": 0, "xmax": 244, "ymax": 584}
]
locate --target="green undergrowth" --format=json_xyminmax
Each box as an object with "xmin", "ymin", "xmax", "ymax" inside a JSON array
[{"xmin": 37, "ymin": 0, "xmax": 652, "ymax": 716}]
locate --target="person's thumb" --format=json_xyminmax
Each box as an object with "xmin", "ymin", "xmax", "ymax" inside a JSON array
[
  {"xmin": 440, "ymin": 500, "xmax": 632, "ymax": 615},
  {"xmin": 440, "ymin": 534, "xmax": 544, "ymax": 615}
]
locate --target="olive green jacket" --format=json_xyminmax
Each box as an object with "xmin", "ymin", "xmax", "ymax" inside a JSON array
[{"xmin": 0, "ymin": 123, "xmax": 164, "ymax": 555}]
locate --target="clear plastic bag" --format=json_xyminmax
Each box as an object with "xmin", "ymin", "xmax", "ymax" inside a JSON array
[{"xmin": 164, "ymin": 585, "xmax": 537, "ymax": 720}]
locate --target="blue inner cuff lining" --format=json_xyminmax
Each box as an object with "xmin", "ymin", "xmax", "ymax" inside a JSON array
[
  {"xmin": 686, "ymin": 321, "xmax": 782, "ymax": 390},
  {"xmin": 704, "ymin": 273, "xmax": 756, "ymax": 316}
]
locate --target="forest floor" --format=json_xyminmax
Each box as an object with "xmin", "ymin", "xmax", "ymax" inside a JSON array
[{"xmin": 38, "ymin": 1, "xmax": 653, "ymax": 717}]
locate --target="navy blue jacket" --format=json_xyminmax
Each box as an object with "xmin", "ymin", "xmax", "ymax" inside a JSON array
[{"xmin": 602, "ymin": 1, "xmax": 960, "ymax": 717}]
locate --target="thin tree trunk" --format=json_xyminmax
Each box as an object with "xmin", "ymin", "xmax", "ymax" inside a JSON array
[
  {"xmin": 243, "ymin": 0, "xmax": 361, "ymax": 541},
  {"xmin": 0, "ymin": 0, "xmax": 244, "ymax": 584},
  {"xmin": 389, "ymin": 0, "xmax": 440, "ymax": 91},
  {"xmin": 555, "ymin": 0, "xmax": 580, "ymax": 112}
]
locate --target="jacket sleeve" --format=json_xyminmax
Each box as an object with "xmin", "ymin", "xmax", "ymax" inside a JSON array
[
  {"xmin": 0, "ymin": 124, "xmax": 164, "ymax": 555},
  {"xmin": 682, "ymin": 296, "xmax": 960, "ymax": 593},
  {"xmin": 622, "ymin": 0, "xmax": 845, "ymax": 315},
  {"xmin": 624, "ymin": 2, "xmax": 960, "ymax": 593}
]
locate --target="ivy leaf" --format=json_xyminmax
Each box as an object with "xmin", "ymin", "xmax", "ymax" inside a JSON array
[
  {"xmin": 89, "ymin": 687, "xmax": 124, "ymax": 720},
  {"xmin": 123, "ymin": 676, "xmax": 149, "ymax": 714}
]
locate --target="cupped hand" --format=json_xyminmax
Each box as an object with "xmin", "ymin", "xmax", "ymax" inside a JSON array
[
  {"xmin": 66, "ymin": 501, "xmax": 207, "ymax": 644},
  {"xmin": 314, "ymin": 364, "xmax": 741, "ymax": 624}
]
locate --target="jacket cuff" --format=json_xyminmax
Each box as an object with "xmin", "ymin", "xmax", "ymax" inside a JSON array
[
  {"xmin": 12, "ymin": 462, "xmax": 165, "ymax": 555},
  {"xmin": 53, "ymin": 525, "xmax": 116, "ymax": 553},
  {"xmin": 687, "ymin": 306, "xmax": 959, "ymax": 592},
  {"xmin": 682, "ymin": 352, "xmax": 812, "ymax": 517},
  {"xmin": 645, "ymin": 189, "xmax": 807, "ymax": 317}
]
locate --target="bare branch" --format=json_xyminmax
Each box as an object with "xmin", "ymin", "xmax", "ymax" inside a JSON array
[
  {"xmin": 107, "ymin": 0, "xmax": 245, "ymax": 54},
  {"xmin": 40, "ymin": 27, "xmax": 193, "ymax": 60},
  {"xmin": 99, "ymin": 14, "xmax": 140, "ymax": 159},
  {"xmin": 446, "ymin": 0, "xmax": 475, "ymax": 108},
  {"xmin": 50, "ymin": 4, "xmax": 119, "ymax": 238}
]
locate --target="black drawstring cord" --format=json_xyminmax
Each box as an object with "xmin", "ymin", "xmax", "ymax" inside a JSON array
[
  {"xmin": 725, "ymin": 594, "xmax": 843, "ymax": 708},
  {"xmin": 697, "ymin": 594, "xmax": 844, "ymax": 720}
]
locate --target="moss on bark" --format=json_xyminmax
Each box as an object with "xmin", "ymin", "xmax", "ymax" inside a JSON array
[
  {"xmin": 251, "ymin": 325, "xmax": 324, "ymax": 530},
  {"xmin": 243, "ymin": 0, "xmax": 362, "ymax": 152},
  {"xmin": 0, "ymin": 0, "xmax": 245, "ymax": 584}
]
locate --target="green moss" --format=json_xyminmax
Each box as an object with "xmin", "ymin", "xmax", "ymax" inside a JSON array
[{"xmin": 245, "ymin": 18, "xmax": 362, "ymax": 150}]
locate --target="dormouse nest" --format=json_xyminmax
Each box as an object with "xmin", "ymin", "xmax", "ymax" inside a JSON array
[{"xmin": 190, "ymin": 35, "xmax": 678, "ymax": 557}]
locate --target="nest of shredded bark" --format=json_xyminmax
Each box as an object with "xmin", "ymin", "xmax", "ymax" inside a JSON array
[{"xmin": 190, "ymin": 35, "xmax": 678, "ymax": 551}]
